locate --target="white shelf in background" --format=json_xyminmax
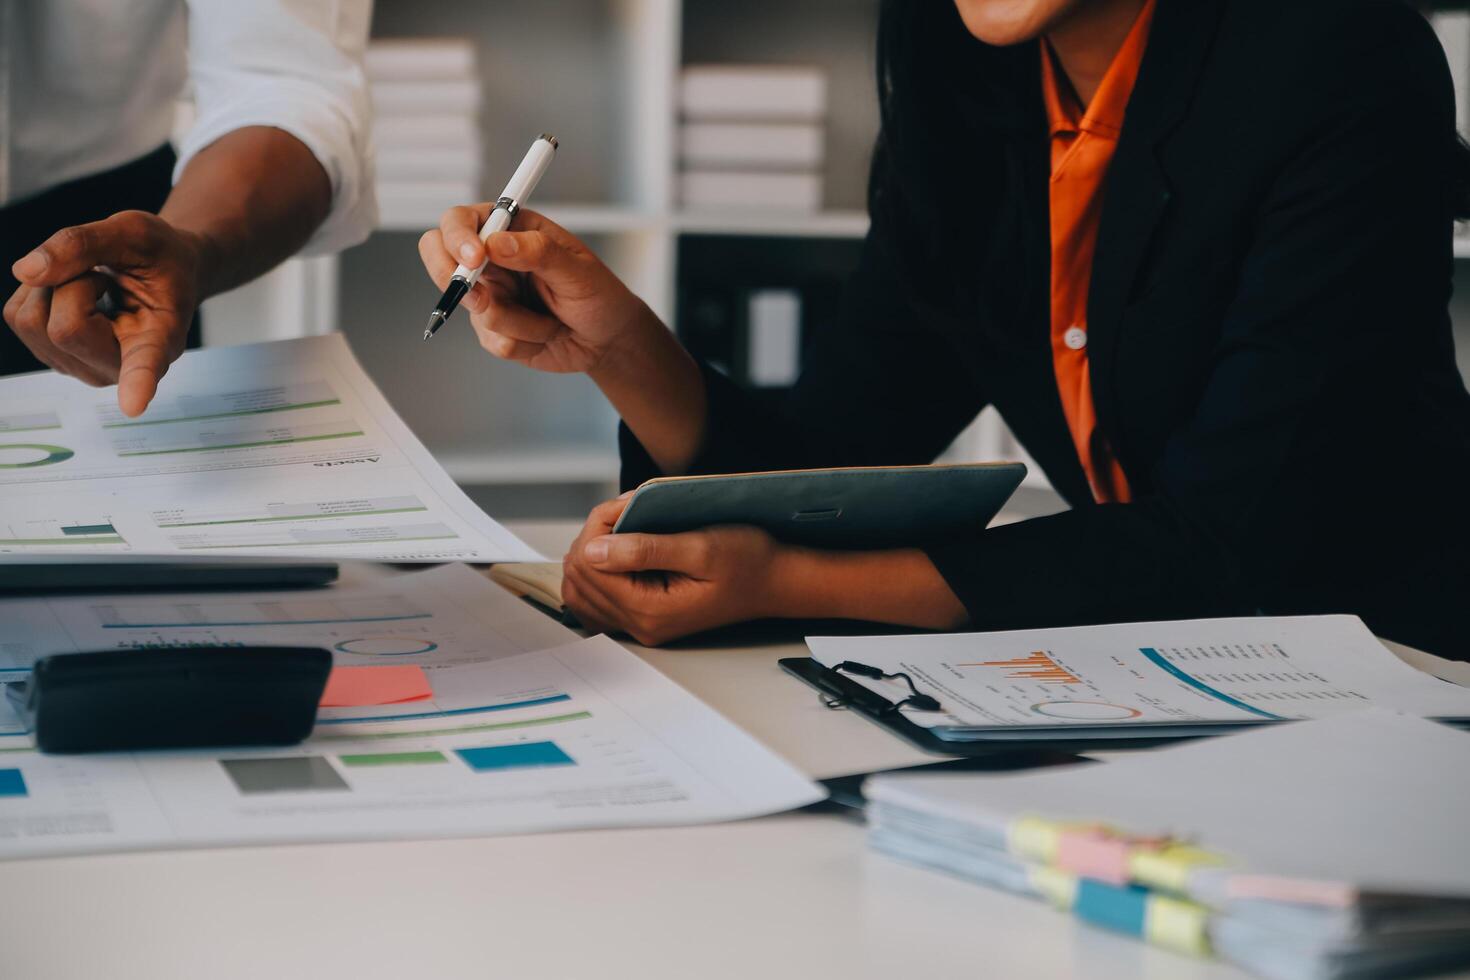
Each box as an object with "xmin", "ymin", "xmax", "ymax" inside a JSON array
[
  {"xmin": 673, "ymin": 209, "xmax": 869, "ymax": 239},
  {"xmin": 1454, "ymin": 231, "xmax": 1470, "ymax": 259},
  {"xmin": 438, "ymin": 447, "xmax": 621, "ymax": 485},
  {"xmin": 376, "ymin": 202, "xmax": 659, "ymax": 236},
  {"xmin": 537, "ymin": 204, "xmax": 662, "ymax": 234},
  {"xmin": 377, "ymin": 203, "xmax": 871, "ymax": 240}
]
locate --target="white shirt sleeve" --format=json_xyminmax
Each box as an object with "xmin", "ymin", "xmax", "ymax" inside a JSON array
[{"xmin": 176, "ymin": 0, "xmax": 377, "ymax": 255}]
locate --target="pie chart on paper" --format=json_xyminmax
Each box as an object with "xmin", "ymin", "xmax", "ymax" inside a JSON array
[
  {"xmin": 1030, "ymin": 700, "xmax": 1143, "ymax": 721},
  {"xmin": 0, "ymin": 443, "xmax": 75, "ymax": 468},
  {"xmin": 334, "ymin": 637, "xmax": 440, "ymax": 657}
]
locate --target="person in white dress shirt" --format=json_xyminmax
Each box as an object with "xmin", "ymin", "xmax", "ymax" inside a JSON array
[{"xmin": 0, "ymin": 0, "xmax": 377, "ymax": 416}]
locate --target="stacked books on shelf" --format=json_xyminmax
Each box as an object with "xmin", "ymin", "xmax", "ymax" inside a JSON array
[
  {"xmin": 366, "ymin": 39, "xmax": 483, "ymax": 229},
  {"xmin": 865, "ymin": 710, "xmax": 1470, "ymax": 980},
  {"xmin": 678, "ymin": 65, "xmax": 827, "ymax": 212}
]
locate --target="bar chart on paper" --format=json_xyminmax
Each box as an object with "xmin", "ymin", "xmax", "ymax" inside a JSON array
[
  {"xmin": 955, "ymin": 650, "xmax": 1144, "ymax": 720},
  {"xmin": 960, "ymin": 650, "xmax": 1083, "ymax": 685},
  {"xmin": 0, "ymin": 514, "xmax": 126, "ymax": 549}
]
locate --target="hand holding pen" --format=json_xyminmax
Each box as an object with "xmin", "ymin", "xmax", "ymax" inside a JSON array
[
  {"xmin": 416, "ymin": 135, "xmax": 658, "ymax": 375},
  {"xmin": 422, "ymin": 133, "xmax": 559, "ymax": 340}
]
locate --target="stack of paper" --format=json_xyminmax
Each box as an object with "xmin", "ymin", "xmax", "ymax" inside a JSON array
[
  {"xmin": 678, "ymin": 66, "xmax": 827, "ymax": 211},
  {"xmin": 866, "ymin": 711, "xmax": 1470, "ymax": 980},
  {"xmin": 367, "ymin": 39, "xmax": 482, "ymax": 227}
]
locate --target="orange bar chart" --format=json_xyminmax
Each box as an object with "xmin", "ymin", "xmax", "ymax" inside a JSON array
[{"xmin": 960, "ymin": 650, "xmax": 1082, "ymax": 685}]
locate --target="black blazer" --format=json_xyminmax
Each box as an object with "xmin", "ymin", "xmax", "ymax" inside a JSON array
[{"xmin": 622, "ymin": 0, "xmax": 1470, "ymax": 659}]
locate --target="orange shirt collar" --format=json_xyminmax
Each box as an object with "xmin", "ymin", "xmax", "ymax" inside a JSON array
[{"xmin": 1042, "ymin": 0, "xmax": 1157, "ymax": 140}]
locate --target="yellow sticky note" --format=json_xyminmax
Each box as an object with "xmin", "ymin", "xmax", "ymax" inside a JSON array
[
  {"xmin": 1130, "ymin": 844, "xmax": 1229, "ymax": 893},
  {"xmin": 1010, "ymin": 815, "xmax": 1064, "ymax": 863},
  {"xmin": 1028, "ymin": 865, "xmax": 1080, "ymax": 909},
  {"xmin": 1144, "ymin": 894, "xmax": 1213, "ymax": 958}
]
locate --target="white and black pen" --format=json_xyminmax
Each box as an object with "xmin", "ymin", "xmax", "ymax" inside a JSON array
[{"xmin": 423, "ymin": 133, "xmax": 558, "ymax": 341}]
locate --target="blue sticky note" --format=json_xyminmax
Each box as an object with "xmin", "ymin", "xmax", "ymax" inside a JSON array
[
  {"xmin": 456, "ymin": 741, "xmax": 575, "ymax": 772},
  {"xmin": 0, "ymin": 768, "xmax": 28, "ymax": 798},
  {"xmin": 1074, "ymin": 879, "xmax": 1150, "ymax": 937}
]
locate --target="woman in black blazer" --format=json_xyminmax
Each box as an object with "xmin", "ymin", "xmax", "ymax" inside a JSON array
[{"xmin": 421, "ymin": 0, "xmax": 1470, "ymax": 658}]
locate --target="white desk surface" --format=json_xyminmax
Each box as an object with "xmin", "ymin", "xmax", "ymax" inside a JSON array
[{"xmin": 1, "ymin": 520, "xmax": 1463, "ymax": 980}]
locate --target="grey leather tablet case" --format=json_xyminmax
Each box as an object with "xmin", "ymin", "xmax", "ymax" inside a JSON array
[{"xmin": 613, "ymin": 462, "xmax": 1027, "ymax": 549}]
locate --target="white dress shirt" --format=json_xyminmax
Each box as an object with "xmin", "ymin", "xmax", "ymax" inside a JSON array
[{"xmin": 0, "ymin": 0, "xmax": 377, "ymax": 255}]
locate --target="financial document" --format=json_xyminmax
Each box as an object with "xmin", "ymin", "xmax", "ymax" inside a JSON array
[
  {"xmin": 0, "ymin": 334, "xmax": 540, "ymax": 562},
  {"xmin": 0, "ymin": 564, "xmax": 576, "ymax": 737},
  {"xmin": 0, "ymin": 634, "xmax": 823, "ymax": 859},
  {"xmin": 808, "ymin": 615, "xmax": 1470, "ymax": 739}
]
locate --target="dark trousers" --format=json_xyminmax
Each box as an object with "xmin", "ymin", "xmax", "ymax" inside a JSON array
[{"xmin": 0, "ymin": 144, "xmax": 201, "ymax": 377}]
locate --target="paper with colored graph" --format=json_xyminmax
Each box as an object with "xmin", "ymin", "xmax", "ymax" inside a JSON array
[
  {"xmin": 0, "ymin": 634, "xmax": 823, "ymax": 859},
  {"xmin": 0, "ymin": 564, "xmax": 578, "ymax": 728},
  {"xmin": 0, "ymin": 333, "xmax": 540, "ymax": 562},
  {"xmin": 806, "ymin": 615, "xmax": 1470, "ymax": 740}
]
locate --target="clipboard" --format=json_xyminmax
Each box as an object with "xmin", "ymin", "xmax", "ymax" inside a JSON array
[
  {"xmin": 780, "ymin": 657, "xmax": 1207, "ymax": 755},
  {"xmin": 780, "ymin": 656, "xmax": 1017, "ymax": 758}
]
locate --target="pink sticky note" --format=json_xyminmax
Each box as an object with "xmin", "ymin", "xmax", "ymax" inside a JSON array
[
  {"xmin": 320, "ymin": 665, "xmax": 433, "ymax": 707},
  {"xmin": 1055, "ymin": 829, "xmax": 1133, "ymax": 885}
]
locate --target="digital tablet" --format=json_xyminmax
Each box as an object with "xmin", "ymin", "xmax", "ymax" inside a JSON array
[{"xmin": 613, "ymin": 462, "xmax": 1027, "ymax": 548}]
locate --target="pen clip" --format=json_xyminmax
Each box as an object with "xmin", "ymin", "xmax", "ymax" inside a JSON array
[{"xmin": 829, "ymin": 661, "xmax": 943, "ymax": 714}]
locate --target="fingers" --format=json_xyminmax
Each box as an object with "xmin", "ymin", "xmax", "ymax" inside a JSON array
[
  {"xmin": 559, "ymin": 493, "xmax": 643, "ymax": 627},
  {"xmin": 47, "ymin": 274, "xmax": 121, "ymax": 379},
  {"xmin": 562, "ymin": 559, "xmax": 662, "ymax": 642},
  {"xmin": 474, "ymin": 288, "xmax": 562, "ymax": 343},
  {"xmin": 581, "ymin": 531, "xmax": 713, "ymax": 577},
  {"xmin": 562, "ymin": 495, "xmax": 630, "ymax": 566},
  {"xmin": 587, "ymin": 493, "xmax": 633, "ymax": 534},
  {"xmin": 12, "ymin": 211, "xmax": 154, "ymax": 287},
  {"xmin": 439, "ymin": 204, "xmax": 493, "ymax": 269},
  {"xmin": 417, "ymin": 228, "xmax": 491, "ymax": 313},
  {"xmin": 475, "ymin": 332, "xmax": 544, "ymax": 363},
  {"xmin": 114, "ymin": 319, "xmax": 180, "ymax": 417},
  {"xmin": 469, "ymin": 295, "xmax": 565, "ymax": 365},
  {"xmin": 3, "ymin": 284, "xmax": 108, "ymax": 383},
  {"xmin": 560, "ymin": 565, "xmax": 626, "ymax": 636},
  {"xmin": 483, "ymin": 228, "xmax": 591, "ymax": 295}
]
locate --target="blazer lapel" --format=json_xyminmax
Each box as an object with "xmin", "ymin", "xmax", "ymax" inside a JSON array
[{"xmin": 1088, "ymin": 0, "xmax": 1226, "ymax": 464}]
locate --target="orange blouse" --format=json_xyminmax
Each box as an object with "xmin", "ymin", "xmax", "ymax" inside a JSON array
[{"xmin": 1041, "ymin": 0, "xmax": 1156, "ymax": 503}]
